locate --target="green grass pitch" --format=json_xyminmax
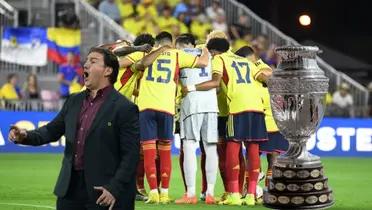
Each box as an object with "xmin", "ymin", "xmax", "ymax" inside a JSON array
[{"xmin": 0, "ymin": 154, "xmax": 371, "ymax": 210}]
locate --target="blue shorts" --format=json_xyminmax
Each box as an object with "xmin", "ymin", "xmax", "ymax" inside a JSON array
[
  {"xmin": 227, "ymin": 112, "xmax": 268, "ymax": 142},
  {"xmin": 218, "ymin": 116, "xmax": 228, "ymax": 139},
  {"xmin": 139, "ymin": 110, "xmax": 174, "ymax": 141},
  {"xmin": 259, "ymin": 131, "xmax": 289, "ymax": 153}
]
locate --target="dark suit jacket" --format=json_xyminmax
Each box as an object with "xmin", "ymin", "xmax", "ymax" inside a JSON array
[{"xmin": 23, "ymin": 89, "xmax": 140, "ymax": 210}]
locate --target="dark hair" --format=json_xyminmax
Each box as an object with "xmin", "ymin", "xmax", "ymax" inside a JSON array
[
  {"xmin": 155, "ymin": 31, "xmax": 173, "ymax": 43},
  {"xmin": 235, "ymin": 46, "xmax": 255, "ymax": 57},
  {"xmin": 88, "ymin": 47, "xmax": 119, "ymax": 84},
  {"xmin": 7, "ymin": 73, "xmax": 18, "ymax": 82},
  {"xmin": 206, "ymin": 38, "xmax": 229, "ymax": 53},
  {"xmin": 133, "ymin": 33, "xmax": 155, "ymax": 47},
  {"xmin": 175, "ymin": 33, "xmax": 196, "ymax": 47}
]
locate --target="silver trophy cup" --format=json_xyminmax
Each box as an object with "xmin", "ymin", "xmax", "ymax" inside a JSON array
[{"xmin": 264, "ymin": 46, "xmax": 334, "ymax": 209}]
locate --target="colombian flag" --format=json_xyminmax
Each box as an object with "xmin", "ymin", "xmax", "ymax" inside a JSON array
[{"xmin": 47, "ymin": 28, "xmax": 81, "ymax": 64}]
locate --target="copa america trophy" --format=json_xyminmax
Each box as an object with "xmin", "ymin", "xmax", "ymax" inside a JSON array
[{"xmin": 264, "ymin": 46, "xmax": 334, "ymax": 209}]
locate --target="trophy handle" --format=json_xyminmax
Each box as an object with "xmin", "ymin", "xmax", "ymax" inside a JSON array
[{"xmin": 277, "ymin": 138, "xmax": 321, "ymax": 168}]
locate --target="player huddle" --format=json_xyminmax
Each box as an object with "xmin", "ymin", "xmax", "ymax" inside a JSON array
[{"xmin": 99, "ymin": 30, "xmax": 288, "ymax": 206}]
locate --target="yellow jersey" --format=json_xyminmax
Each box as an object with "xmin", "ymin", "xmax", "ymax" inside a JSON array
[
  {"xmin": 114, "ymin": 51, "xmax": 145, "ymax": 101},
  {"xmin": 157, "ymin": 16, "xmax": 179, "ymax": 33},
  {"xmin": 137, "ymin": 49, "xmax": 198, "ymax": 115},
  {"xmin": 212, "ymin": 52, "xmax": 264, "ymax": 114},
  {"xmin": 0, "ymin": 83, "xmax": 19, "ymax": 100},
  {"xmin": 116, "ymin": 0, "xmax": 134, "ymax": 18}
]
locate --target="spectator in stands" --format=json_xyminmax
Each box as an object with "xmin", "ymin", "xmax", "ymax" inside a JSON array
[
  {"xmin": 117, "ymin": 0, "xmax": 136, "ymax": 20},
  {"xmin": 0, "ymin": 73, "xmax": 21, "ymax": 100},
  {"xmin": 212, "ymin": 13, "xmax": 228, "ymax": 35},
  {"xmin": 173, "ymin": 0, "xmax": 190, "ymax": 24},
  {"xmin": 230, "ymin": 15, "xmax": 251, "ymax": 40},
  {"xmin": 189, "ymin": 0, "xmax": 204, "ymax": 23},
  {"xmin": 22, "ymin": 73, "xmax": 39, "ymax": 99},
  {"xmin": 331, "ymin": 83, "xmax": 354, "ymax": 117},
  {"xmin": 137, "ymin": 0, "xmax": 158, "ymax": 18},
  {"xmin": 98, "ymin": 0, "xmax": 121, "ymax": 24},
  {"xmin": 57, "ymin": 52, "xmax": 81, "ymax": 99},
  {"xmin": 232, "ymin": 32, "xmax": 253, "ymax": 52},
  {"xmin": 158, "ymin": 5, "xmax": 179, "ymax": 33},
  {"xmin": 206, "ymin": 0, "xmax": 225, "ymax": 21},
  {"xmin": 190, "ymin": 14, "xmax": 212, "ymax": 43}
]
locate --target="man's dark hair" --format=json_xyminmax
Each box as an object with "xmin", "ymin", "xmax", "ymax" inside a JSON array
[
  {"xmin": 235, "ymin": 46, "xmax": 255, "ymax": 57},
  {"xmin": 133, "ymin": 33, "xmax": 155, "ymax": 47},
  {"xmin": 175, "ymin": 33, "xmax": 196, "ymax": 47},
  {"xmin": 88, "ymin": 47, "xmax": 119, "ymax": 84},
  {"xmin": 7, "ymin": 73, "xmax": 17, "ymax": 82},
  {"xmin": 155, "ymin": 31, "xmax": 173, "ymax": 43},
  {"xmin": 206, "ymin": 38, "xmax": 229, "ymax": 53}
]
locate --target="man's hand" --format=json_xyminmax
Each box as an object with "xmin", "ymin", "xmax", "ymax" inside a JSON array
[
  {"xmin": 138, "ymin": 44, "xmax": 152, "ymax": 53},
  {"xmin": 181, "ymin": 85, "xmax": 189, "ymax": 97},
  {"xmin": 8, "ymin": 125, "xmax": 27, "ymax": 143},
  {"xmin": 94, "ymin": 186, "xmax": 116, "ymax": 210}
]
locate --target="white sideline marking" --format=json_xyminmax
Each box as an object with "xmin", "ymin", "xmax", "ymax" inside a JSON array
[{"xmin": 0, "ymin": 202, "xmax": 55, "ymax": 209}]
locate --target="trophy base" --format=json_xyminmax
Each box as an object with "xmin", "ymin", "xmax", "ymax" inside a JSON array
[
  {"xmin": 264, "ymin": 164, "xmax": 334, "ymax": 210},
  {"xmin": 277, "ymin": 149, "xmax": 322, "ymax": 168},
  {"xmin": 264, "ymin": 200, "xmax": 334, "ymax": 210}
]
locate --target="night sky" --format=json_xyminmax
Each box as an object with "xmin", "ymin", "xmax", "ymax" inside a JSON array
[{"xmin": 238, "ymin": 0, "xmax": 372, "ymax": 65}]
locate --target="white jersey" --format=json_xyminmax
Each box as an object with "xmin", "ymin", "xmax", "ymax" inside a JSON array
[{"xmin": 180, "ymin": 48, "xmax": 218, "ymax": 120}]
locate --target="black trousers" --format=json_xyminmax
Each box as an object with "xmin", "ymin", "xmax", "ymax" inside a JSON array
[{"xmin": 57, "ymin": 170, "xmax": 122, "ymax": 210}]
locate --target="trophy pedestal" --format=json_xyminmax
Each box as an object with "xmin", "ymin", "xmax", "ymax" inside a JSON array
[{"xmin": 264, "ymin": 164, "xmax": 334, "ymax": 209}]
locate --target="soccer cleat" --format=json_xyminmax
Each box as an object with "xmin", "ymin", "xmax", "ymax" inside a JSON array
[
  {"xmin": 200, "ymin": 192, "xmax": 206, "ymax": 201},
  {"xmin": 243, "ymin": 193, "xmax": 255, "ymax": 206},
  {"xmin": 160, "ymin": 192, "xmax": 172, "ymax": 204},
  {"xmin": 145, "ymin": 191, "xmax": 159, "ymax": 204},
  {"xmin": 135, "ymin": 189, "xmax": 148, "ymax": 201},
  {"xmin": 216, "ymin": 192, "xmax": 228, "ymax": 202},
  {"xmin": 218, "ymin": 193, "xmax": 242, "ymax": 206},
  {"xmin": 256, "ymin": 197, "xmax": 263, "ymax": 205},
  {"xmin": 205, "ymin": 194, "xmax": 216, "ymax": 204},
  {"xmin": 175, "ymin": 194, "xmax": 198, "ymax": 204}
]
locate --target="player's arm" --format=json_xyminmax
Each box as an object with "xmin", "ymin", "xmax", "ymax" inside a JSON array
[
  {"xmin": 255, "ymin": 68, "xmax": 272, "ymax": 83},
  {"xmin": 98, "ymin": 39, "xmax": 131, "ymax": 50},
  {"xmin": 253, "ymin": 59, "xmax": 273, "ymax": 83},
  {"xmin": 57, "ymin": 73, "xmax": 71, "ymax": 86},
  {"xmin": 134, "ymin": 45, "xmax": 172, "ymax": 71},
  {"xmin": 193, "ymin": 47, "xmax": 209, "ymax": 68},
  {"xmin": 113, "ymin": 44, "xmax": 152, "ymax": 57}
]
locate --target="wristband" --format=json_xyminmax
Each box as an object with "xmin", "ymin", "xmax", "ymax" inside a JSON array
[{"xmin": 187, "ymin": 85, "xmax": 196, "ymax": 92}]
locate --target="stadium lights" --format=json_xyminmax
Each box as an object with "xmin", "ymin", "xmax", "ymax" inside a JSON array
[{"xmin": 299, "ymin": 14, "xmax": 311, "ymax": 26}]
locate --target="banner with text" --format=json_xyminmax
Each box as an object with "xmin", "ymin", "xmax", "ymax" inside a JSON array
[{"xmin": 0, "ymin": 111, "xmax": 371, "ymax": 157}]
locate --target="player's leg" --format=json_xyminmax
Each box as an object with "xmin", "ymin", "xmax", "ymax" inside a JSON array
[
  {"xmin": 217, "ymin": 116, "xmax": 228, "ymax": 197},
  {"xmin": 140, "ymin": 110, "xmax": 159, "ymax": 204},
  {"xmin": 157, "ymin": 111, "xmax": 174, "ymax": 204},
  {"xmin": 199, "ymin": 140, "xmax": 207, "ymax": 200},
  {"xmin": 238, "ymin": 144, "xmax": 246, "ymax": 195},
  {"xmin": 135, "ymin": 147, "xmax": 147, "ymax": 201},
  {"xmin": 175, "ymin": 114, "xmax": 202, "ymax": 204},
  {"xmin": 242, "ymin": 112, "xmax": 267, "ymax": 206},
  {"xmin": 201, "ymin": 113, "xmax": 219, "ymax": 204}
]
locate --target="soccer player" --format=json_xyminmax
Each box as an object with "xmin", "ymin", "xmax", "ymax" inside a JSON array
[
  {"xmin": 235, "ymin": 46, "xmax": 289, "ymax": 187},
  {"xmin": 134, "ymin": 31, "xmax": 209, "ymax": 204},
  {"xmin": 174, "ymin": 34, "xmax": 218, "ymax": 204},
  {"xmin": 183, "ymin": 38, "xmax": 268, "ymax": 206},
  {"xmin": 197, "ymin": 30, "xmax": 246, "ymax": 201},
  {"xmin": 112, "ymin": 34, "xmax": 157, "ymax": 201},
  {"xmin": 112, "ymin": 34, "xmax": 154, "ymax": 101}
]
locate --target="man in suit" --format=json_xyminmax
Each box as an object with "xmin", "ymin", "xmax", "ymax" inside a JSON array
[{"xmin": 8, "ymin": 47, "xmax": 140, "ymax": 210}]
